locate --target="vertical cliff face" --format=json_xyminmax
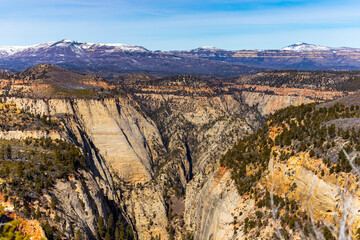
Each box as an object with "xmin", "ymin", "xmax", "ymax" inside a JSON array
[
  {"xmin": 187, "ymin": 151, "xmax": 360, "ymax": 240},
  {"xmin": 6, "ymin": 97, "xmax": 164, "ymax": 184},
  {"xmin": 189, "ymin": 167, "xmax": 254, "ymax": 240},
  {"xmin": 130, "ymin": 92, "xmax": 264, "ymax": 238},
  {"xmin": 124, "ymin": 183, "xmax": 170, "ymax": 239},
  {"xmin": 52, "ymin": 171, "xmax": 113, "ymax": 238}
]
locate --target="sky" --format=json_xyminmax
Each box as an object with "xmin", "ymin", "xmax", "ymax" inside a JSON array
[{"xmin": 0, "ymin": 0, "xmax": 360, "ymax": 50}]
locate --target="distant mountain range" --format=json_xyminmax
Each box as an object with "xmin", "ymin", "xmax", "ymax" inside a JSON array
[
  {"xmin": 0, "ymin": 40, "xmax": 259, "ymax": 77},
  {"xmin": 1, "ymin": 40, "xmax": 360, "ymax": 76}
]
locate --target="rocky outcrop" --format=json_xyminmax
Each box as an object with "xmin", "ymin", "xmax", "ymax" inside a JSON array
[
  {"xmin": 185, "ymin": 151, "xmax": 360, "ymax": 240},
  {"xmin": 241, "ymin": 91, "xmax": 314, "ymax": 115},
  {"xmin": 52, "ymin": 171, "xmax": 114, "ymax": 238},
  {"xmin": 0, "ymin": 130, "xmax": 61, "ymax": 140},
  {"xmin": 134, "ymin": 93, "xmax": 262, "ymax": 174}
]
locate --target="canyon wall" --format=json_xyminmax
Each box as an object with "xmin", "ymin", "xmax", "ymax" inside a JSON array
[{"xmin": 6, "ymin": 97, "xmax": 164, "ymax": 184}]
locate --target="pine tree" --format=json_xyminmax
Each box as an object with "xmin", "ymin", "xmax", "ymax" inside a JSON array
[
  {"xmin": 6, "ymin": 145, "xmax": 11, "ymax": 159},
  {"xmin": 115, "ymin": 220, "xmax": 125, "ymax": 240},
  {"xmin": 75, "ymin": 229, "xmax": 83, "ymax": 240},
  {"xmin": 105, "ymin": 232, "xmax": 111, "ymax": 240},
  {"xmin": 50, "ymin": 196, "xmax": 58, "ymax": 209},
  {"xmin": 35, "ymin": 206, "xmax": 41, "ymax": 219},
  {"xmin": 107, "ymin": 213, "xmax": 114, "ymax": 235},
  {"xmin": 97, "ymin": 216, "xmax": 106, "ymax": 239}
]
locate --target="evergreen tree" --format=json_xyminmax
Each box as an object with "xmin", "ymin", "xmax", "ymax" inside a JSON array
[
  {"xmin": 6, "ymin": 144, "xmax": 11, "ymax": 159},
  {"xmin": 75, "ymin": 229, "xmax": 83, "ymax": 240},
  {"xmin": 107, "ymin": 213, "xmax": 114, "ymax": 235},
  {"xmin": 115, "ymin": 220, "xmax": 125, "ymax": 240},
  {"xmin": 105, "ymin": 232, "xmax": 111, "ymax": 240},
  {"xmin": 35, "ymin": 206, "xmax": 41, "ymax": 219},
  {"xmin": 97, "ymin": 216, "xmax": 106, "ymax": 239}
]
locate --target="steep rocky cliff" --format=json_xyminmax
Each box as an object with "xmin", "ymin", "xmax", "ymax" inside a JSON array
[
  {"xmin": 6, "ymin": 97, "xmax": 163, "ymax": 184},
  {"xmin": 190, "ymin": 167, "xmax": 253, "ymax": 240}
]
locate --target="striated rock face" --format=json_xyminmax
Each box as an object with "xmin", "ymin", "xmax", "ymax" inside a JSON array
[
  {"xmin": 190, "ymin": 167, "xmax": 254, "ymax": 240},
  {"xmin": 64, "ymin": 98, "xmax": 161, "ymax": 184},
  {"xmin": 266, "ymin": 151, "xmax": 360, "ymax": 227},
  {"xmin": 130, "ymin": 92, "xmax": 263, "ymax": 238},
  {"xmin": 52, "ymin": 171, "xmax": 113, "ymax": 238},
  {"xmin": 6, "ymin": 97, "xmax": 164, "ymax": 184},
  {"xmin": 187, "ymin": 152, "xmax": 360, "ymax": 240},
  {"xmin": 1, "ymin": 96, "xmax": 165, "ymax": 238},
  {"xmin": 124, "ymin": 184, "xmax": 169, "ymax": 239},
  {"xmin": 239, "ymin": 84, "xmax": 348, "ymax": 116}
]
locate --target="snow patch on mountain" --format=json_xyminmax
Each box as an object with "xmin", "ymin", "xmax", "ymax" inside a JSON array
[
  {"xmin": 0, "ymin": 46, "xmax": 31, "ymax": 56},
  {"xmin": 99, "ymin": 43, "xmax": 149, "ymax": 52},
  {"xmin": 199, "ymin": 46, "xmax": 221, "ymax": 51},
  {"xmin": 282, "ymin": 42, "xmax": 360, "ymax": 52},
  {"xmin": 282, "ymin": 42, "xmax": 331, "ymax": 52},
  {"xmin": 0, "ymin": 40, "xmax": 149, "ymax": 56},
  {"xmin": 175, "ymin": 46, "xmax": 229, "ymax": 53}
]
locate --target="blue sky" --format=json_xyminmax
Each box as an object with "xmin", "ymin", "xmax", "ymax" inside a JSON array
[{"xmin": 0, "ymin": 0, "xmax": 360, "ymax": 50}]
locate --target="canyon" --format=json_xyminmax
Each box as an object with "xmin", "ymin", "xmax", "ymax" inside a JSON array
[{"xmin": 0, "ymin": 64, "xmax": 358, "ymax": 239}]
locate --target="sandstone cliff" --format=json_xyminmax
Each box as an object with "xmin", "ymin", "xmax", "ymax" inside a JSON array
[{"xmin": 5, "ymin": 97, "xmax": 164, "ymax": 184}]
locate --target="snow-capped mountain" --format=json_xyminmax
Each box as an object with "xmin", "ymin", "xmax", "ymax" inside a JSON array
[
  {"xmin": 282, "ymin": 42, "xmax": 360, "ymax": 52},
  {"xmin": 164, "ymin": 46, "xmax": 230, "ymax": 56},
  {"xmin": 282, "ymin": 42, "xmax": 331, "ymax": 52},
  {"xmin": 0, "ymin": 39, "xmax": 149, "ymax": 57},
  {"xmin": 187, "ymin": 46, "xmax": 228, "ymax": 52},
  {"xmin": 0, "ymin": 46, "xmax": 29, "ymax": 56},
  {"xmin": 168, "ymin": 42, "xmax": 360, "ymax": 71}
]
